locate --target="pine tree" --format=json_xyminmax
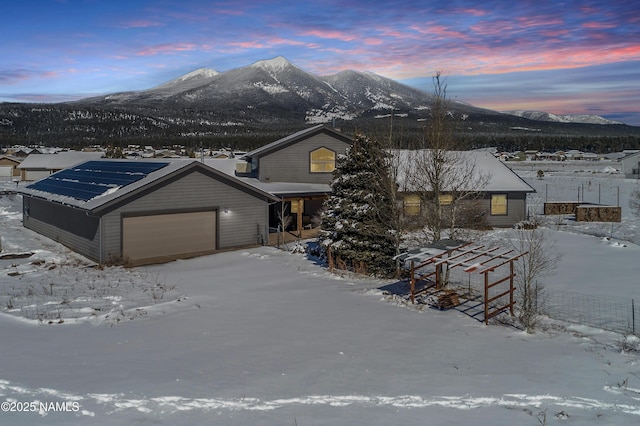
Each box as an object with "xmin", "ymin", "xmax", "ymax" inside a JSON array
[{"xmin": 319, "ymin": 133, "xmax": 398, "ymax": 277}]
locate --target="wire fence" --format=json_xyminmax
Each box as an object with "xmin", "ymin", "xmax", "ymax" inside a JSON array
[{"xmin": 542, "ymin": 289, "xmax": 639, "ymax": 336}]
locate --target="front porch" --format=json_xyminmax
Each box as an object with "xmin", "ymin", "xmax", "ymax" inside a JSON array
[
  {"xmin": 268, "ymin": 195, "xmax": 327, "ymax": 243},
  {"xmin": 267, "ymin": 227, "xmax": 320, "ymax": 247}
]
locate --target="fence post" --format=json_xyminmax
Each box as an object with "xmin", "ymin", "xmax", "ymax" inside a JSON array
[{"xmin": 633, "ymin": 299, "xmax": 636, "ymax": 336}]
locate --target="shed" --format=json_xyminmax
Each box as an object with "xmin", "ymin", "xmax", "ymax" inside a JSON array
[{"xmin": 21, "ymin": 160, "xmax": 277, "ymax": 266}]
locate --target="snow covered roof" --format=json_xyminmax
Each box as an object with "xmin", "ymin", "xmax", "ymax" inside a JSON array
[
  {"xmin": 0, "ymin": 155, "xmax": 21, "ymax": 164},
  {"xmin": 204, "ymin": 158, "xmax": 331, "ymax": 197},
  {"xmin": 20, "ymin": 159, "xmax": 278, "ymax": 212},
  {"xmin": 620, "ymin": 150, "xmax": 640, "ymax": 160},
  {"xmin": 17, "ymin": 151, "xmax": 104, "ymax": 170},
  {"xmin": 205, "ymin": 149, "xmax": 534, "ymax": 198},
  {"xmin": 395, "ymin": 149, "xmax": 535, "ymax": 193}
]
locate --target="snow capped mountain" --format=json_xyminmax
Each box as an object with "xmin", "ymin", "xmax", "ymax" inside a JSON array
[
  {"xmin": 87, "ymin": 56, "xmax": 451, "ymax": 125},
  {"xmin": 4, "ymin": 56, "xmax": 635, "ymax": 147},
  {"xmin": 86, "ymin": 56, "xmax": 625, "ymax": 129},
  {"xmin": 503, "ymin": 110, "xmax": 622, "ymax": 125},
  {"xmin": 146, "ymin": 67, "xmax": 219, "ymax": 93},
  {"xmin": 162, "ymin": 67, "xmax": 219, "ymax": 84},
  {"xmin": 249, "ymin": 56, "xmax": 297, "ymax": 74}
]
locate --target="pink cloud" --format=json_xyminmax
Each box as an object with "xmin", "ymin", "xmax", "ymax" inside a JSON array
[
  {"xmin": 582, "ymin": 22, "xmax": 616, "ymax": 29},
  {"xmin": 409, "ymin": 23, "xmax": 467, "ymax": 40},
  {"xmin": 450, "ymin": 8, "xmax": 489, "ymax": 17},
  {"xmin": 298, "ymin": 28, "xmax": 359, "ymax": 42},
  {"xmin": 515, "ymin": 16, "xmax": 564, "ymax": 29},
  {"xmin": 0, "ymin": 69, "xmax": 59, "ymax": 84},
  {"xmin": 541, "ymin": 29, "xmax": 571, "ymax": 37},
  {"xmin": 135, "ymin": 43, "xmax": 199, "ymax": 56},
  {"xmin": 228, "ymin": 37, "xmax": 307, "ymax": 50},
  {"xmin": 212, "ymin": 8, "xmax": 245, "ymax": 16},
  {"xmin": 121, "ymin": 19, "xmax": 165, "ymax": 29}
]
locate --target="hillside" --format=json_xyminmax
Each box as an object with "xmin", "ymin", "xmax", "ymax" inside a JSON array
[{"xmin": 1, "ymin": 57, "xmax": 639, "ymax": 152}]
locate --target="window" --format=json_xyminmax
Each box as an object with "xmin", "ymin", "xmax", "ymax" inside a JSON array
[
  {"xmin": 439, "ymin": 194, "xmax": 453, "ymax": 206},
  {"xmin": 290, "ymin": 199, "xmax": 303, "ymax": 213},
  {"xmin": 310, "ymin": 148, "xmax": 336, "ymax": 173},
  {"xmin": 491, "ymin": 194, "xmax": 508, "ymax": 215},
  {"xmin": 403, "ymin": 194, "xmax": 421, "ymax": 216}
]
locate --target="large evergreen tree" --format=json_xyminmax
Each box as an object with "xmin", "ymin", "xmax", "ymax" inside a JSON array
[{"xmin": 319, "ymin": 133, "xmax": 398, "ymax": 277}]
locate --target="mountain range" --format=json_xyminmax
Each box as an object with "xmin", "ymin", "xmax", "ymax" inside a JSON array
[{"xmin": 1, "ymin": 56, "xmax": 639, "ymax": 151}]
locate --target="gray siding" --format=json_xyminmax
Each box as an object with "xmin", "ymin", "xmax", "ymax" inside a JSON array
[
  {"xmin": 621, "ymin": 153, "xmax": 640, "ymax": 179},
  {"xmin": 482, "ymin": 192, "xmax": 527, "ymax": 227},
  {"xmin": 23, "ymin": 196, "xmax": 101, "ymax": 261},
  {"xmin": 100, "ymin": 170, "xmax": 268, "ymax": 260},
  {"xmin": 257, "ymin": 133, "xmax": 349, "ymax": 183}
]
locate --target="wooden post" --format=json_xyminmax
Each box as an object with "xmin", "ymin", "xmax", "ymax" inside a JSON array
[
  {"xmin": 410, "ymin": 261, "xmax": 415, "ymax": 304},
  {"xmin": 484, "ymin": 271, "xmax": 489, "ymax": 325},
  {"xmin": 296, "ymin": 198, "xmax": 304, "ymax": 237},
  {"xmin": 509, "ymin": 260, "xmax": 515, "ymax": 316}
]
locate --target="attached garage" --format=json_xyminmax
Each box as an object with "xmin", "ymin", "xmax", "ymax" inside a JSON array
[
  {"xmin": 21, "ymin": 160, "xmax": 277, "ymax": 266},
  {"xmin": 122, "ymin": 210, "xmax": 217, "ymax": 265}
]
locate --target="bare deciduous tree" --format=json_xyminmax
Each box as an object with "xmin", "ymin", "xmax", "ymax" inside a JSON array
[
  {"xmin": 507, "ymin": 227, "xmax": 560, "ymax": 332},
  {"xmin": 276, "ymin": 200, "xmax": 292, "ymax": 249},
  {"xmin": 629, "ymin": 186, "xmax": 640, "ymax": 217},
  {"xmin": 406, "ymin": 71, "xmax": 491, "ymax": 244}
]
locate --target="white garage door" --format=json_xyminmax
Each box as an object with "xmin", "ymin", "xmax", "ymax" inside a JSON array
[
  {"xmin": 0, "ymin": 166, "xmax": 13, "ymax": 177},
  {"xmin": 123, "ymin": 211, "xmax": 216, "ymax": 264},
  {"xmin": 25, "ymin": 170, "xmax": 52, "ymax": 181}
]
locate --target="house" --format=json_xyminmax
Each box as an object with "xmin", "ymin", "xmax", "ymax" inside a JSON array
[
  {"xmin": 232, "ymin": 124, "xmax": 352, "ymax": 234},
  {"xmin": 395, "ymin": 150, "xmax": 536, "ymax": 228},
  {"xmin": 17, "ymin": 151, "xmax": 104, "ymax": 181},
  {"xmin": 620, "ymin": 151, "xmax": 640, "ymax": 179},
  {"xmin": 21, "ymin": 160, "xmax": 277, "ymax": 266},
  {"xmin": 20, "ymin": 125, "xmax": 535, "ymax": 266},
  {"xmin": 0, "ymin": 155, "xmax": 21, "ymax": 179}
]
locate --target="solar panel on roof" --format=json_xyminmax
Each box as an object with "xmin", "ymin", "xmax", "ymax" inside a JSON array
[{"xmin": 26, "ymin": 161, "xmax": 169, "ymax": 202}]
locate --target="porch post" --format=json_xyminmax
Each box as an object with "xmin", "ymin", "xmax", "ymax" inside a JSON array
[{"xmin": 296, "ymin": 198, "xmax": 303, "ymax": 237}]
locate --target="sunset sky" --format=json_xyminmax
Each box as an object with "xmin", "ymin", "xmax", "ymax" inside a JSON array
[{"xmin": 2, "ymin": 0, "xmax": 639, "ymax": 125}]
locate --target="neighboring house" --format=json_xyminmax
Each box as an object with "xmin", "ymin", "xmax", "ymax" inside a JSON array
[
  {"xmin": 395, "ymin": 150, "xmax": 536, "ymax": 228},
  {"xmin": 620, "ymin": 151, "xmax": 640, "ymax": 179},
  {"xmin": 582, "ymin": 152, "xmax": 600, "ymax": 162},
  {"xmin": 21, "ymin": 160, "xmax": 277, "ymax": 266},
  {"xmin": 0, "ymin": 155, "xmax": 21, "ymax": 179},
  {"xmin": 18, "ymin": 151, "xmax": 104, "ymax": 181}
]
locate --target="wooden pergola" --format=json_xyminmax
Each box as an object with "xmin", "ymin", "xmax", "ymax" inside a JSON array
[{"xmin": 408, "ymin": 242, "xmax": 528, "ymax": 324}]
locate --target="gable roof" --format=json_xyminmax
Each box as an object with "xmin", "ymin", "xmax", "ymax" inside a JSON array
[
  {"xmin": 17, "ymin": 151, "xmax": 104, "ymax": 170},
  {"xmin": 204, "ymin": 157, "xmax": 332, "ymax": 197},
  {"xmin": 621, "ymin": 150, "xmax": 640, "ymax": 161},
  {"xmin": 395, "ymin": 149, "xmax": 535, "ymax": 193},
  {"xmin": 242, "ymin": 124, "xmax": 352, "ymax": 159},
  {"xmin": 0, "ymin": 155, "xmax": 21, "ymax": 165},
  {"xmin": 20, "ymin": 159, "xmax": 278, "ymax": 213}
]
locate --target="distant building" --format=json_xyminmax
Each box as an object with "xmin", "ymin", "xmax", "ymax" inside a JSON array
[
  {"xmin": 620, "ymin": 151, "xmax": 640, "ymax": 179},
  {"xmin": 18, "ymin": 151, "xmax": 104, "ymax": 181},
  {"xmin": 0, "ymin": 155, "xmax": 21, "ymax": 179}
]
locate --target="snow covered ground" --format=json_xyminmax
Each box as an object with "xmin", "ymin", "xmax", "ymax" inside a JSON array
[{"xmin": 1, "ymin": 162, "xmax": 639, "ymax": 425}]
